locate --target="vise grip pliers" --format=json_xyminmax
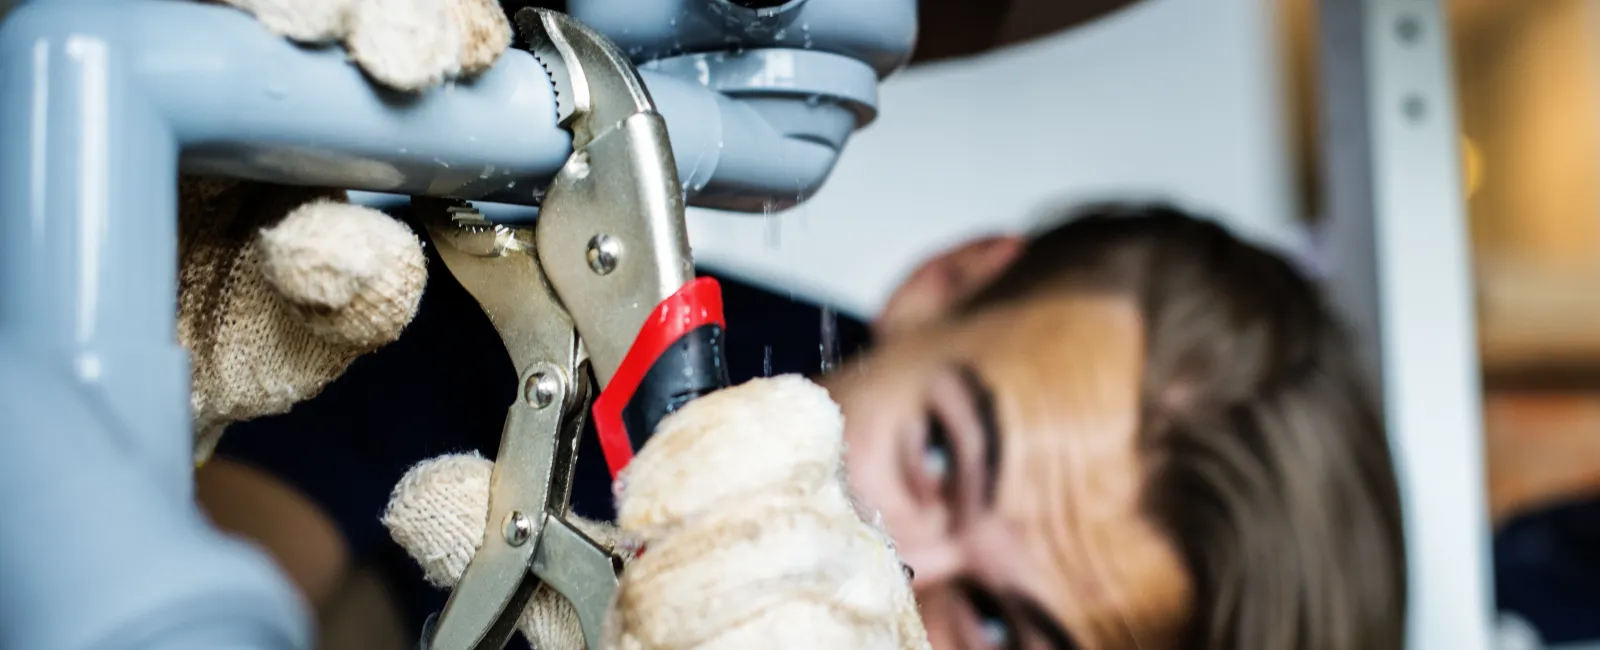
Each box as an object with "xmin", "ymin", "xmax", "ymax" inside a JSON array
[{"xmin": 413, "ymin": 8, "xmax": 731, "ymax": 649}]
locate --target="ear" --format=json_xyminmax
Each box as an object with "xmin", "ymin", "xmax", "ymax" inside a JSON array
[{"xmin": 875, "ymin": 235, "xmax": 1025, "ymax": 338}]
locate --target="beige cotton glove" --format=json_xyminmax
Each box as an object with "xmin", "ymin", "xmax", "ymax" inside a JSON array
[
  {"xmin": 207, "ymin": 0, "xmax": 512, "ymax": 91},
  {"xmin": 180, "ymin": 0, "xmax": 513, "ymax": 462},
  {"xmin": 383, "ymin": 376, "xmax": 931, "ymax": 650}
]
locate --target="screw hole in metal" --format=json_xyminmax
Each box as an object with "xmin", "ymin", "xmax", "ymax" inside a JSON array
[
  {"xmin": 1402, "ymin": 95, "xmax": 1428, "ymax": 123},
  {"xmin": 1396, "ymin": 14, "xmax": 1422, "ymax": 45}
]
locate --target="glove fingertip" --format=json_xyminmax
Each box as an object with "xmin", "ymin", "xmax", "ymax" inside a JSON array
[
  {"xmin": 344, "ymin": 0, "xmax": 461, "ymax": 91},
  {"xmin": 450, "ymin": 0, "xmax": 513, "ymax": 76},
  {"xmin": 383, "ymin": 453, "xmax": 493, "ymax": 589},
  {"xmin": 259, "ymin": 199, "xmax": 426, "ymax": 350},
  {"xmin": 517, "ymin": 584, "xmax": 587, "ymax": 650},
  {"xmin": 218, "ymin": 0, "xmax": 355, "ymax": 43}
]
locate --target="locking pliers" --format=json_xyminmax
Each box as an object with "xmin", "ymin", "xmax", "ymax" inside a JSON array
[{"xmin": 413, "ymin": 9, "xmax": 732, "ymax": 649}]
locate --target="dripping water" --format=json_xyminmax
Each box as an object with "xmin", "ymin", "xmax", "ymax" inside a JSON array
[
  {"xmin": 819, "ymin": 307, "xmax": 840, "ymax": 375},
  {"xmin": 763, "ymin": 199, "xmax": 782, "ymax": 248}
]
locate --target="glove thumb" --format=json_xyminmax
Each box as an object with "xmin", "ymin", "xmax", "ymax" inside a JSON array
[{"xmin": 383, "ymin": 453, "xmax": 617, "ymax": 650}]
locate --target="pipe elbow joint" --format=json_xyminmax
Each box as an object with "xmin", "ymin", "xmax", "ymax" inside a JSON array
[
  {"xmin": 568, "ymin": 0, "xmax": 911, "ymax": 213},
  {"xmin": 642, "ymin": 47, "xmax": 880, "ymax": 213},
  {"xmin": 569, "ymin": 0, "xmax": 917, "ymax": 79}
]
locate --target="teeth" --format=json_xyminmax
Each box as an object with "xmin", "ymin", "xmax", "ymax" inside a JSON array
[
  {"xmin": 531, "ymin": 50, "xmax": 565, "ymax": 118},
  {"xmin": 517, "ymin": 9, "xmax": 569, "ymax": 122},
  {"xmin": 447, "ymin": 204, "xmax": 491, "ymax": 230},
  {"xmin": 532, "ymin": 45, "xmax": 577, "ymax": 126}
]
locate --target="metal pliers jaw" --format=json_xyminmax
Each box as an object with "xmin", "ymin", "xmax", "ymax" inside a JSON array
[{"xmin": 414, "ymin": 9, "xmax": 731, "ymax": 650}]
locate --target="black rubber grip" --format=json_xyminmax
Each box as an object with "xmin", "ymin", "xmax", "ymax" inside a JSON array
[{"xmin": 620, "ymin": 324, "xmax": 731, "ymax": 451}]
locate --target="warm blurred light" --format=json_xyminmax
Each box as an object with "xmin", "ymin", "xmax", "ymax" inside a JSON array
[{"xmin": 1462, "ymin": 134, "xmax": 1485, "ymax": 198}]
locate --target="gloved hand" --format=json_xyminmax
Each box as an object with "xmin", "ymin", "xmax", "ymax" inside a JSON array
[
  {"xmin": 384, "ymin": 376, "xmax": 931, "ymax": 650},
  {"xmin": 181, "ymin": 0, "xmax": 512, "ymax": 462}
]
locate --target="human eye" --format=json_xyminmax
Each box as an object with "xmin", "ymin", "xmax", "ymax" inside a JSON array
[
  {"xmin": 963, "ymin": 582, "xmax": 1020, "ymax": 650},
  {"xmin": 922, "ymin": 413, "xmax": 956, "ymax": 495}
]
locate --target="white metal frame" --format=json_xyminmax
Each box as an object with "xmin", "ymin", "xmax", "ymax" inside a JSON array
[{"xmin": 1317, "ymin": 0, "xmax": 1494, "ymax": 648}]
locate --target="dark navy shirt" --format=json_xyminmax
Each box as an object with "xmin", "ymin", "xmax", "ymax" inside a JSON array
[
  {"xmin": 1494, "ymin": 498, "xmax": 1600, "ymax": 645},
  {"xmin": 214, "ymin": 222, "xmax": 871, "ymax": 640}
]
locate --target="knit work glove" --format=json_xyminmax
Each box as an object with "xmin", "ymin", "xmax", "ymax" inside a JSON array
[
  {"xmin": 383, "ymin": 376, "xmax": 932, "ymax": 650},
  {"xmin": 209, "ymin": 0, "xmax": 512, "ymax": 90},
  {"xmin": 179, "ymin": 180, "xmax": 427, "ymax": 462},
  {"xmin": 181, "ymin": 0, "xmax": 512, "ymax": 461}
]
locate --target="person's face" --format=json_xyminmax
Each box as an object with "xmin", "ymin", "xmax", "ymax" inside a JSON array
[{"xmin": 821, "ymin": 241, "xmax": 1191, "ymax": 649}]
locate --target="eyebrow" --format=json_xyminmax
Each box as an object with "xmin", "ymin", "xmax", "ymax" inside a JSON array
[{"xmin": 957, "ymin": 365, "xmax": 1001, "ymax": 504}]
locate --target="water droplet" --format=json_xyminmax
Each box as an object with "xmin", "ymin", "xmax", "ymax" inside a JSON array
[
  {"xmin": 805, "ymin": 95, "xmax": 821, "ymax": 107},
  {"xmin": 763, "ymin": 200, "xmax": 782, "ymax": 249},
  {"xmin": 819, "ymin": 307, "xmax": 840, "ymax": 374},
  {"xmin": 763, "ymin": 346, "xmax": 773, "ymax": 377},
  {"xmin": 669, "ymin": 17, "xmax": 677, "ymax": 26},
  {"xmin": 507, "ymin": 181, "xmax": 517, "ymax": 189},
  {"xmin": 775, "ymin": 28, "xmax": 787, "ymax": 40}
]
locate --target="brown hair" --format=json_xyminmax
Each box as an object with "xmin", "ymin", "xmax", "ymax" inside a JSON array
[{"xmin": 966, "ymin": 203, "xmax": 1407, "ymax": 650}]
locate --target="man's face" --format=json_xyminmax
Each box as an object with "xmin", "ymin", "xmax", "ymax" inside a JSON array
[{"xmin": 822, "ymin": 286, "xmax": 1191, "ymax": 649}]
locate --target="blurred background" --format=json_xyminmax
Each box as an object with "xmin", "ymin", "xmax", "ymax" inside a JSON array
[{"xmin": 682, "ymin": 0, "xmax": 1600, "ymax": 647}]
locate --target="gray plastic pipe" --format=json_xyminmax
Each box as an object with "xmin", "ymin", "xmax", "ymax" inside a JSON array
[{"xmin": 0, "ymin": 0, "xmax": 907, "ymax": 648}]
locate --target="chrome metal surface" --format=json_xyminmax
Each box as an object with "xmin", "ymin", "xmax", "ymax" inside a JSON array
[
  {"xmin": 537, "ymin": 112, "xmax": 695, "ymax": 387},
  {"xmin": 532, "ymin": 516, "xmax": 623, "ymax": 648},
  {"xmin": 418, "ymin": 204, "xmax": 617, "ymax": 650},
  {"xmin": 520, "ymin": 9, "xmax": 697, "ymax": 388},
  {"xmin": 519, "ymin": 9, "xmax": 655, "ymax": 149}
]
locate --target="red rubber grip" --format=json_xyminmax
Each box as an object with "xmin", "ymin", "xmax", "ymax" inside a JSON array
[{"xmin": 592, "ymin": 277, "xmax": 725, "ymax": 478}]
